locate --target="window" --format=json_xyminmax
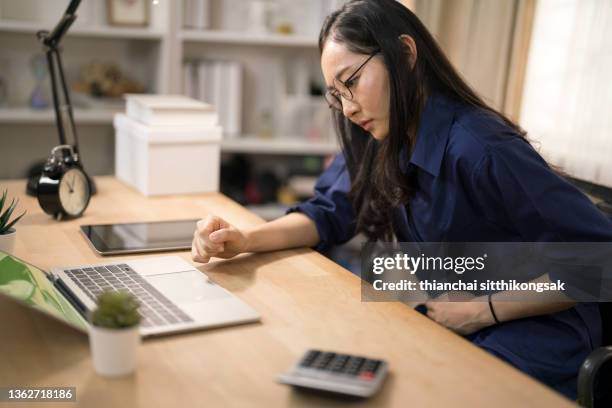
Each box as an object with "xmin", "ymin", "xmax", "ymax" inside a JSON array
[{"xmin": 520, "ymin": 0, "xmax": 612, "ymax": 188}]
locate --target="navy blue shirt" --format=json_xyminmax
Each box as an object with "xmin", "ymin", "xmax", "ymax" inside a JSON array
[{"xmin": 288, "ymin": 93, "xmax": 612, "ymax": 397}]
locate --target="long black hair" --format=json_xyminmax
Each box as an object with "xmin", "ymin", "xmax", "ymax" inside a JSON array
[{"xmin": 319, "ymin": 0, "xmax": 526, "ymax": 242}]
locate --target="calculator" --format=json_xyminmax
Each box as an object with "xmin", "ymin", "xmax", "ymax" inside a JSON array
[{"xmin": 277, "ymin": 349, "xmax": 389, "ymax": 398}]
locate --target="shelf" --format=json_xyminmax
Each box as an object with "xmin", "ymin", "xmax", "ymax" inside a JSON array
[
  {"xmin": 221, "ymin": 136, "xmax": 338, "ymax": 155},
  {"xmin": 0, "ymin": 19, "xmax": 164, "ymax": 40},
  {"xmin": 0, "ymin": 108, "xmax": 120, "ymax": 124},
  {"xmin": 180, "ymin": 29, "xmax": 318, "ymax": 47},
  {"xmin": 0, "ymin": 110, "xmax": 338, "ymax": 155}
]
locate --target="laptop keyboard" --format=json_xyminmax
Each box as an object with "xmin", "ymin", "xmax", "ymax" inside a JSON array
[{"xmin": 63, "ymin": 264, "xmax": 193, "ymax": 328}]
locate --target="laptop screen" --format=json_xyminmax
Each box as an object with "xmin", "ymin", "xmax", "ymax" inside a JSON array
[{"xmin": 0, "ymin": 252, "xmax": 88, "ymax": 332}]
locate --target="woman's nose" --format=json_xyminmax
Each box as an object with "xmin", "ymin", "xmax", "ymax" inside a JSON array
[{"xmin": 341, "ymin": 96, "xmax": 360, "ymax": 118}]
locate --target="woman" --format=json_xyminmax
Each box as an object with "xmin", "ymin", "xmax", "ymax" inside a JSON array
[{"xmin": 192, "ymin": 0, "xmax": 612, "ymax": 398}]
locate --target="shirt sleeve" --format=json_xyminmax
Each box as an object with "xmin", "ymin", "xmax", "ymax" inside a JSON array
[
  {"xmin": 471, "ymin": 137, "xmax": 612, "ymax": 242},
  {"xmin": 286, "ymin": 153, "xmax": 356, "ymax": 253}
]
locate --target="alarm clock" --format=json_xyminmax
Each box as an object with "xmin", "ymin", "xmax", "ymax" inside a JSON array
[{"xmin": 37, "ymin": 145, "xmax": 91, "ymax": 220}]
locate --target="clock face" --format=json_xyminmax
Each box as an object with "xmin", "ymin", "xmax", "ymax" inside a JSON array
[{"xmin": 58, "ymin": 168, "xmax": 90, "ymax": 216}]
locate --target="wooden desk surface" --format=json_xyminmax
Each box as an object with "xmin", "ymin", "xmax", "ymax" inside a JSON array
[{"xmin": 0, "ymin": 177, "xmax": 573, "ymax": 407}]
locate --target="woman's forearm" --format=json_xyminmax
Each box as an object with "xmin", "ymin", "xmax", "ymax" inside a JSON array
[
  {"xmin": 490, "ymin": 299, "xmax": 576, "ymax": 323},
  {"xmin": 490, "ymin": 274, "xmax": 576, "ymax": 323},
  {"xmin": 244, "ymin": 212, "xmax": 320, "ymax": 253},
  {"xmin": 426, "ymin": 274, "xmax": 577, "ymax": 335}
]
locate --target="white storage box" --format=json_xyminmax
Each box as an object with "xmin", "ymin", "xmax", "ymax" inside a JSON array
[{"xmin": 114, "ymin": 113, "xmax": 222, "ymax": 196}]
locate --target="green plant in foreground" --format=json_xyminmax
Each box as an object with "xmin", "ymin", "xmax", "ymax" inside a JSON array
[
  {"xmin": 0, "ymin": 189, "xmax": 26, "ymax": 235},
  {"xmin": 91, "ymin": 290, "xmax": 141, "ymax": 329}
]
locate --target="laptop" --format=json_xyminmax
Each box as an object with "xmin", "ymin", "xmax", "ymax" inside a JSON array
[{"xmin": 0, "ymin": 251, "xmax": 260, "ymax": 337}]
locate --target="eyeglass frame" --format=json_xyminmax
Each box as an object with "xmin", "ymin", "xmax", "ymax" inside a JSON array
[{"xmin": 325, "ymin": 50, "xmax": 380, "ymax": 112}]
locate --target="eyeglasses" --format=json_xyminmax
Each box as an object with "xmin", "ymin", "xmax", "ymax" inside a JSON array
[{"xmin": 325, "ymin": 51, "xmax": 379, "ymax": 112}]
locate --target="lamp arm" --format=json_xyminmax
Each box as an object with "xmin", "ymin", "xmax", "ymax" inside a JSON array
[
  {"xmin": 37, "ymin": 0, "xmax": 83, "ymax": 155},
  {"xmin": 42, "ymin": 0, "xmax": 82, "ymax": 47}
]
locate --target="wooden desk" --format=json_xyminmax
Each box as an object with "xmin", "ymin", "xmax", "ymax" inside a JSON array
[{"xmin": 0, "ymin": 177, "xmax": 573, "ymax": 407}]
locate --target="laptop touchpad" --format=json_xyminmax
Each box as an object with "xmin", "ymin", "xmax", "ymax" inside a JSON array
[{"xmin": 146, "ymin": 271, "xmax": 231, "ymax": 303}]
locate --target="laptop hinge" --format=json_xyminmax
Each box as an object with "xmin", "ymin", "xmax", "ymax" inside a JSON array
[{"xmin": 48, "ymin": 274, "xmax": 89, "ymax": 319}]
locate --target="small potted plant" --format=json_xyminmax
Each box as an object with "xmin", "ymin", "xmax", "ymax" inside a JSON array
[
  {"xmin": 0, "ymin": 189, "xmax": 26, "ymax": 255},
  {"xmin": 89, "ymin": 290, "xmax": 141, "ymax": 377}
]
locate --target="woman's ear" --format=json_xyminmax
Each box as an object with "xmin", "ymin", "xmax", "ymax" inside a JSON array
[{"xmin": 399, "ymin": 34, "xmax": 417, "ymax": 69}]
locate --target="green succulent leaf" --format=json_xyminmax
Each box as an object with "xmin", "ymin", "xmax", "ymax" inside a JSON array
[
  {"xmin": 2, "ymin": 211, "xmax": 26, "ymax": 234},
  {"xmin": 0, "ymin": 199, "xmax": 17, "ymax": 230},
  {"xmin": 0, "ymin": 190, "xmax": 6, "ymax": 215},
  {"xmin": 0, "ymin": 191, "xmax": 25, "ymax": 234},
  {"xmin": 91, "ymin": 290, "xmax": 141, "ymax": 329}
]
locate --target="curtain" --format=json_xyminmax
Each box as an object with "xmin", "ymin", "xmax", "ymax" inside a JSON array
[
  {"xmin": 520, "ymin": 0, "xmax": 612, "ymax": 188},
  {"xmin": 400, "ymin": 0, "xmax": 534, "ymax": 120}
]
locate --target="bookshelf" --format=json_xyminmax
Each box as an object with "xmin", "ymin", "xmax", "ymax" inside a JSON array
[
  {"xmin": 0, "ymin": 107, "xmax": 119, "ymax": 124},
  {"xmin": 0, "ymin": 105, "xmax": 336, "ymax": 155},
  {"xmin": 0, "ymin": 109, "xmax": 337, "ymax": 156},
  {"xmin": 0, "ymin": 19, "xmax": 164, "ymax": 40},
  {"xmin": 180, "ymin": 29, "xmax": 318, "ymax": 47},
  {"xmin": 0, "ymin": 0, "xmax": 342, "ymax": 181},
  {"xmin": 178, "ymin": 0, "xmax": 340, "ymax": 152}
]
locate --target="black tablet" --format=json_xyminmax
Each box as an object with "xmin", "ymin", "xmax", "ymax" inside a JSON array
[{"xmin": 80, "ymin": 219, "xmax": 199, "ymax": 255}]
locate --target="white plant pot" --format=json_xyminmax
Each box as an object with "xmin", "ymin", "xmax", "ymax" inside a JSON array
[
  {"xmin": 0, "ymin": 228, "xmax": 16, "ymax": 255},
  {"xmin": 89, "ymin": 325, "xmax": 141, "ymax": 377}
]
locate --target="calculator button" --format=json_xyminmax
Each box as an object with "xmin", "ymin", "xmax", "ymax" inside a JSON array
[
  {"xmin": 359, "ymin": 372, "xmax": 376, "ymax": 381},
  {"xmin": 362, "ymin": 360, "xmax": 382, "ymax": 373},
  {"xmin": 330, "ymin": 355, "xmax": 351, "ymax": 372},
  {"xmin": 313, "ymin": 352, "xmax": 336, "ymax": 370},
  {"xmin": 299, "ymin": 350, "xmax": 321, "ymax": 368},
  {"xmin": 345, "ymin": 357, "xmax": 366, "ymax": 375}
]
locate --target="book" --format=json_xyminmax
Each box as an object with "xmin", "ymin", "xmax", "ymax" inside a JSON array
[
  {"xmin": 197, "ymin": 61, "xmax": 212, "ymax": 105},
  {"xmin": 183, "ymin": 0, "xmax": 210, "ymax": 29},
  {"xmin": 182, "ymin": 62, "xmax": 199, "ymax": 100},
  {"xmin": 225, "ymin": 61, "xmax": 243, "ymax": 138},
  {"xmin": 191, "ymin": 60, "xmax": 243, "ymax": 137},
  {"xmin": 125, "ymin": 94, "xmax": 218, "ymax": 127},
  {"xmin": 211, "ymin": 62, "xmax": 226, "ymax": 132}
]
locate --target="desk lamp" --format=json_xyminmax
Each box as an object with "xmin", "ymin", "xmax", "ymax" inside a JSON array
[{"xmin": 26, "ymin": 0, "xmax": 96, "ymax": 198}]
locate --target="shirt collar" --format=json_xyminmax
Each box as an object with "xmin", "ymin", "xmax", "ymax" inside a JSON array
[{"xmin": 403, "ymin": 93, "xmax": 457, "ymax": 177}]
